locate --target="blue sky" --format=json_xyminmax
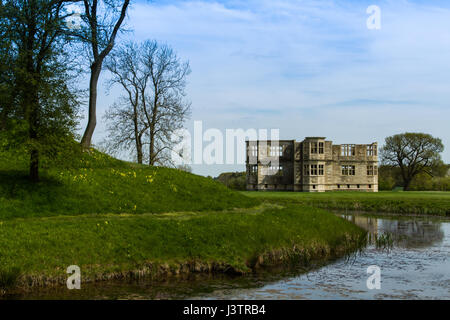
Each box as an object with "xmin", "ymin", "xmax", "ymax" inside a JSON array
[{"xmin": 82, "ymin": 0, "xmax": 450, "ymax": 176}]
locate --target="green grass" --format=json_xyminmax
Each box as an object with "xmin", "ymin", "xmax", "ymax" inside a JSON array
[
  {"xmin": 0, "ymin": 148, "xmax": 258, "ymax": 220},
  {"xmin": 0, "ymin": 204, "xmax": 365, "ymax": 287},
  {"xmin": 0, "ymin": 144, "xmax": 366, "ymax": 291},
  {"xmin": 241, "ymin": 191, "xmax": 450, "ymax": 216}
]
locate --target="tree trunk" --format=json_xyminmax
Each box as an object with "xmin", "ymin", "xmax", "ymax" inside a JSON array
[
  {"xmin": 29, "ymin": 98, "xmax": 39, "ymax": 182},
  {"xmin": 136, "ymin": 137, "xmax": 143, "ymax": 164},
  {"xmin": 137, "ymin": 149, "xmax": 143, "ymax": 164},
  {"xmin": 0, "ymin": 110, "xmax": 6, "ymax": 131},
  {"xmin": 149, "ymin": 127, "xmax": 155, "ymax": 166},
  {"xmin": 30, "ymin": 148, "xmax": 39, "ymax": 182},
  {"xmin": 81, "ymin": 62, "xmax": 102, "ymax": 149},
  {"xmin": 403, "ymin": 178, "xmax": 412, "ymax": 191}
]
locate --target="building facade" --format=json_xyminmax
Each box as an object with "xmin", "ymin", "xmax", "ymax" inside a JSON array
[{"xmin": 246, "ymin": 137, "xmax": 378, "ymax": 192}]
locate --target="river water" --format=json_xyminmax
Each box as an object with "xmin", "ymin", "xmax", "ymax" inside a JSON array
[
  {"xmin": 8, "ymin": 213, "xmax": 450, "ymax": 300},
  {"xmin": 191, "ymin": 213, "xmax": 450, "ymax": 300}
]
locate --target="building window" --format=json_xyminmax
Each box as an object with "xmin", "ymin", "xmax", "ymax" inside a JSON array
[
  {"xmin": 337, "ymin": 184, "xmax": 340, "ymax": 189},
  {"xmin": 319, "ymin": 142, "xmax": 324, "ymax": 154},
  {"xmin": 341, "ymin": 145, "xmax": 355, "ymax": 157},
  {"xmin": 347, "ymin": 184, "xmax": 351, "ymax": 189},
  {"xmin": 268, "ymin": 145, "xmax": 283, "ymax": 156},
  {"xmin": 369, "ymin": 184, "xmax": 372, "ymax": 189},
  {"xmin": 367, "ymin": 145, "xmax": 377, "ymax": 156},
  {"xmin": 251, "ymin": 165, "xmax": 258, "ymax": 174},
  {"xmin": 367, "ymin": 165, "xmax": 378, "ymax": 176},
  {"xmin": 318, "ymin": 164, "xmax": 324, "ymax": 176},
  {"xmin": 342, "ymin": 165, "xmax": 355, "ymax": 176},
  {"xmin": 268, "ymin": 165, "xmax": 283, "ymax": 176},
  {"xmin": 357, "ymin": 184, "xmax": 360, "ymax": 189},
  {"xmin": 311, "ymin": 142, "xmax": 318, "ymax": 154},
  {"xmin": 304, "ymin": 164, "xmax": 309, "ymax": 176},
  {"xmin": 249, "ymin": 145, "xmax": 258, "ymax": 157},
  {"xmin": 307, "ymin": 164, "xmax": 324, "ymax": 176},
  {"xmin": 313, "ymin": 185, "xmax": 316, "ymax": 189}
]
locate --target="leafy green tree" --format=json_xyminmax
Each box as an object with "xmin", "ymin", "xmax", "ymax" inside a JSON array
[
  {"xmin": 0, "ymin": 3, "xmax": 15, "ymax": 132},
  {"xmin": 380, "ymin": 133, "xmax": 444, "ymax": 191},
  {"xmin": 1, "ymin": 0, "xmax": 81, "ymax": 181}
]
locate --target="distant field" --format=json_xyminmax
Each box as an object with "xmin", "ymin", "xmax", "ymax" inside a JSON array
[{"xmin": 242, "ymin": 191, "xmax": 450, "ymax": 216}]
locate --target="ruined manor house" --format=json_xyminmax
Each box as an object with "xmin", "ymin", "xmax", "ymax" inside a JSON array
[{"xmin": 246, "ymin": 137, "xmax": 378, "ymax": 192}]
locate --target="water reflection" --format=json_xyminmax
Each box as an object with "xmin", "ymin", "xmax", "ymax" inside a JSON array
[
  {"xmin": 194, "ymin": 214, "xmax": 450, "ymax": 299},
  {"xmin": 342, "ymin": 214, "xmax": 445, "ymax": 248}
]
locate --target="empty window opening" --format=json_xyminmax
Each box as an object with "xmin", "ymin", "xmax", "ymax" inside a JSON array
[
  {"xmin": 267, "ymin": 165, "xmax": 283, "ymax": 176},
  {"xmin": 367, "ymin": 145, "xmax": 377, "ymax": 156},
  {"xmin": 269, "ymin": 145, "xmax": 283, "ymax": 157},
  {"xmin": 319, "ymin": 142, "xmax": 324, "ymax": 154},
  {"xmin": 311, "ymin": 142, "xmax": 318, "ymax": 154},
  {"xmin": 341, "ymin": 145, "xmax": 356, "ymax": 157}
]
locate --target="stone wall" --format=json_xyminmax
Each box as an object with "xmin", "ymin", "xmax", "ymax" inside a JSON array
[{"xmin": 246, "ymin": 138, "xmax": 378, "ymax": 192}]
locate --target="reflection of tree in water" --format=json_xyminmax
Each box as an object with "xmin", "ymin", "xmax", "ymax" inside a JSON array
[
  {"xmin": 340, "ymin": 215, "xmax": 444, "ymax": 248},
  {"xmin": 379, "ymin": 219, "xmax": 444, "ymax": 248}
]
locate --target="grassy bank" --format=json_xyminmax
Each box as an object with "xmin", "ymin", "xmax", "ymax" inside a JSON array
[
  {"xmin": 0, "ymin": 145, "xmax": 366, "ymax": 293},
  {"xmin": 242, "ymin": 191, "xmax": 450, "ymax": 216},
  {"xmin": 0, "ymin": 149, "xmax": 258, "ymax": 220},
  {"xmin": 0, "ymin": 204, "xmax": 366, "ymax": 291}
]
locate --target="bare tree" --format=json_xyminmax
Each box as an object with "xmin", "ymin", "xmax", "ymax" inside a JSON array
[
  {"xmin": 104, "ymin": 42, "xmax": 147, "ymax": 163},
  {"xmin": 103, "ymin": 40, "xmax": 191, "ymax": 166},
  {"xmin": 78, "ymin": 0, "xmax": 130, "ymax": 149},
  {"xmin": 381, "ymin": 132, "xmax": 444, "ymax": 191},
  {"xmin": 141, "ymin": 40, "xmax": 191, "ymax": 166}
]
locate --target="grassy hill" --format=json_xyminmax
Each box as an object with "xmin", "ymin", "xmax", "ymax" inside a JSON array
[
  {"xmin": 0, "ymin": 142, "xmax": 366, "ymax": 294},
  {"xmin": 0, "ymin": 146, "xmax": 258, "ymax": 219}
]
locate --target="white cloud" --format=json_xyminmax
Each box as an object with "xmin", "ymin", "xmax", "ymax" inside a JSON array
[{"xmin": 84, "ymin": 0, "xmax": 450, "ymax": 175}]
